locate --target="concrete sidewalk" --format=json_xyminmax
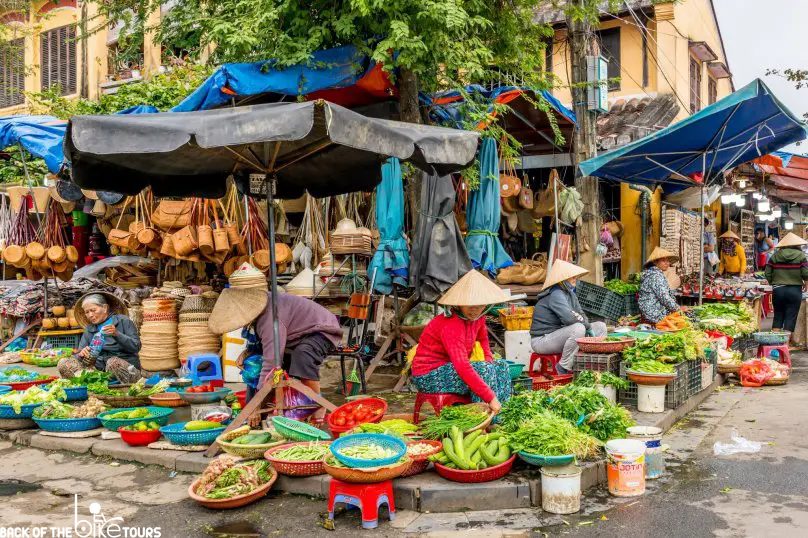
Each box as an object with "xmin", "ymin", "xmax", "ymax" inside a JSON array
[{"xmin": 0, "ymin": 376, "xmax": 724, "ymax": 513}]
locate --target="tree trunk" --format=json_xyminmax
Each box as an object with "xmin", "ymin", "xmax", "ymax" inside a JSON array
[
  {"xmin": 566, "ymin": 4, "xmax": 603, "ymax": 285},
  {"xmin": 398, "ymin": 68, "xmax": 422, "ymax": 230}
]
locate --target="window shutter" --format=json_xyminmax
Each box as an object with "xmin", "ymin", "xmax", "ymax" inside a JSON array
[
  {"xmin": 0, "ymin": 38, "xmax": 25, "ymax": 108},
  {"xmin": 40, "ymin": 24, "xmax": 77, "ymax": 95}
]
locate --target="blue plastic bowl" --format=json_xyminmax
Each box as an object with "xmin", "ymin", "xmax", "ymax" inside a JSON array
[
  {"xmin": 330, "ymin": 433, "xmax": 407, "ymax": 469},
  {"xmin": 159, "ymin": 422, "xmax": 226, "ymax": 446},
  {"xmin": 0, "ymin": 403, "xmax": 43, "ymax": 419},
  {"xmin": 33, "ymin": 416, "xmax": 102, "ymax": 432}
]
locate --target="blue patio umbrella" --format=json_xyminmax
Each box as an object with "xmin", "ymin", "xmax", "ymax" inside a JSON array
[
  {"xmin": 369, "ymin": 158, "xmax": 410, "ymax": 294},
  {"xmin": 464, "ymin": 137, "xmax": 513, "ymax": 276}
]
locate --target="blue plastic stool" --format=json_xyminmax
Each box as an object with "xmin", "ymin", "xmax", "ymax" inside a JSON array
[{"xmin": 186, "ymin": 353, "xmax": 224, "ymax": 387}]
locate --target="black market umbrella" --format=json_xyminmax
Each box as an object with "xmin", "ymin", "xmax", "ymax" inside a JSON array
[
  {"xmin": 64, "ymin": 99, "xmax": 479, "ymax": 366},
  {"xmin": 409, "ymin": 171, "xmax": 472, "ymax": 302}
]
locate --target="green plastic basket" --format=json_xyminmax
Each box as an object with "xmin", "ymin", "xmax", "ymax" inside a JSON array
[
  {"xmin": 271, "ymin": 416, "xmax": 331, "ymax": 442},
  {"xmin": 517, "ymin": 451, "xmax": 575, "ymax": 467}
]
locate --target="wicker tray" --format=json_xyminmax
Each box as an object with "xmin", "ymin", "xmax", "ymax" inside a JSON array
[
  {"xmin": 323, "ymin": 455, "xmax": 409, "ymax": 483},
  {"xmin": 94, "ymin": 390, "xmax": 155, "ymax": 408},
  {"xmin": 188, "ymin": 470, "xmax": 277, "ymax": 510},
  {"xmin": 576, "ymin": 337, "xmax": 636, "ymax": 354},
  {"xmin": 215, "ymin": 431, "xmax": 286, "ymax": 459},
  {"xmin": 264, "ymin": 442, "xmax": 332, "ymax": 476}
]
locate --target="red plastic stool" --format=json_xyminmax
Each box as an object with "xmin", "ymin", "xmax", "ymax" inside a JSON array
[
  {"xmin": 529, "ymin": 353, "xmax": 562, "ymax": 376},
  {"xmin": 413, "ymin": 392, "xmax": 472, "ymax": 424},
  {"xmin": 757, "ymin": 344, "xmax": 792, "ymax": 368},
  {"xmin": 327, "ymin": 478, "xmax": 395, "ymax": 529}
]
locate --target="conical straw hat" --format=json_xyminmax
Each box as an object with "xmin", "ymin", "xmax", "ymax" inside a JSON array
[
  {"xmin": 775, "ymin": 232, "xmax": 808, "ymax": 248},
  {"xmin": 719, "ymin": 230, "xmax": 740, "ymax": 240},
  {"xmin": 437, "ymin": 270, "xmax": 514, "ymax": 307},
  {"xmin": 541, "ymin": 260, "xmax": 590, "ymax": 290},
  {"xmin": 645, "ymin": 246, "xmax": 680, "ymax": 266},
  {"xmin": 208, "ymin": 263, "xmax": 268, "ymax": 334}
]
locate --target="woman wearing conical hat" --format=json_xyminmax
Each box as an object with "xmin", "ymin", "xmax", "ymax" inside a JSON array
[
  {"xmin": 718, "ymin": 230, "xmax": 746, "ymax": 276},
  {"xmin": 764, "ymin": 232, "xmax": 808, "ymax": 333},
  {"xmin": 410, "ymin": 270, "xmax": 515, "ymax": 414},
  {"xmin": 638, "ymin": 247, "xmax": 680, "ymax": 324},
  {"xmin": 529, "ymin": 260, "xmax": 607, "ymax": 374}
]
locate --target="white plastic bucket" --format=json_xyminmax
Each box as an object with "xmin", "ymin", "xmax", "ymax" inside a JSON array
[
  {"xmin": 637, "ymin": 384, "xmax": 665, "ymax": 413},
  {"xmin": 540, "ymin": 464, "xmax": 582, "ymax": 514},
  {"xmin": 596, "ymin": 384, "xmax": 616, "ymax": 403},
  {"xmin": 605, "ymin": 439, "xmax": 646, "ymax": 497},
  {"xmin": 627, "ymin": 426, "xmax": 665, "ymax": 479}
]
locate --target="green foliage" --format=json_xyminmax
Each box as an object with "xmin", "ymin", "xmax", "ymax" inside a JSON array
[{"xmin": 26, "ymin": 64, "xmax": 212, "ymax": 119}]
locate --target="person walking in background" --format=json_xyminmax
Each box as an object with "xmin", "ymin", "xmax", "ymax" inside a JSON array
[{"xmin": 765, "ymin": 232, "xmax": 808, "ymax": 333}]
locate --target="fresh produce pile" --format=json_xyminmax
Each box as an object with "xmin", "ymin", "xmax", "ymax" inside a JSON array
[
  {"xmin": 121, "ymin": 420, "xmax": 161, "ymax": 432},
  {"xmin": 0, "ymin": 384, "xmax": 67, "ymax": 413},
  {"xmin": 656, "ymin": 311, "xmax": 690, "ymax": 331},
  {"xmin": 622, "ymin": 329, "xmax": 706, "ymax": 364},
  {"xmin": 195, "ymin": 456, "xmax": 273, "ymax": 499},
  {"xmin": 691, "ymin": 302, "xmax": 757, "ymax": 337},
  {"xmin": 272, "ymin": 443, "xmax": 331, "ymax": 461},
  {"xmin": 604, "ymin": 279, "xmax": 639, "ymax": 296},
  {"xmin": 574, "ymin": 370, "xmax": 629, "ymax": 390},
  {"xmin": 330, "ymin": 401, "xmax": 384, "ymax": 429},
  {"xmin": 89, "ymin": 378, "xmax": 170, "ymax": 397},
  {"xmin": 428, "ymin": 427, "xmax": 511, "ymax": 470},
  {"xmin": 184, "ymin": 420, "xmax": 222, "ymax": 431},
  {"xmin": 419, "ymin": 404, "xmax": 489, "ymax": 440},
  {"xmin": 336, "ymin": 442, "xmax": 398, "ymax": 461},
  {"xmin": 0, "ymin": 367, "xmax": 49, "ymax": 383},
  {"xmin": 33, "ymin": 397, "xmax": 107, "ymax": 419},
  {"xmin": 626, "ymin": 359, "xmax": 675, "ymax": 374},
  {"xmin": 507, "ymin": 410, "xmax": 601, "ymax": 458},
  {"xmin": 353, "ymin": 419, "xmax": 418, "ymax": 438}
]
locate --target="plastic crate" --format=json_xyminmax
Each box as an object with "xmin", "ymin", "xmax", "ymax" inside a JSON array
[
  {"xmin": 575, "ymin": 281, "xmax": 625, "ymax": 321},
  {"xmin": 573, "ymin": 352, "xmax": 622, "ymax": 374},
  {"xmin": 618, "ymin": 361, "xmax": 689, "ymax": 409}
]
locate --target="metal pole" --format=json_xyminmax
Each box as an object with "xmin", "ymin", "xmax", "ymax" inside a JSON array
[{"xmin": 264, "ymin": 176, "xmax": 283, "ymax": 369}]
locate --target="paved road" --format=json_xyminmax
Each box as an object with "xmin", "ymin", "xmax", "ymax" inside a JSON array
[{"xmin": 1, "ymin": 354, "xmax": 806, "ymax": 537}]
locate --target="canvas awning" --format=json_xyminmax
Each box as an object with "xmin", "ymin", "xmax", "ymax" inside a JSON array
[{"xmin": 579, "ymin": 79, "xmax": 808, "ymax": 190}]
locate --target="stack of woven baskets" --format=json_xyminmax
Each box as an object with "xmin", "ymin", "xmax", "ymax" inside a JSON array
[
  {"xmin": 139, "ymin": 297, "xmax": 180, "ymax": 372},
  {"xmin": 177, "ymin": 292, "xmax": 221, "ymax": 361}
]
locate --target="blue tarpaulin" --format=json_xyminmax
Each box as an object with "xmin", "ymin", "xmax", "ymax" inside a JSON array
[
  {"xmin": 172, "ymin": 45, "xmax": 380, "ymax": 112},
  {"xmin": 465, "ymin": 138, "xmax": 513, "ymax": 276},
  {"xmin": 368, "ymin": 158, "xmax": 410, "ymax": 294},
  {"xmin": 0, "ymin": 115, "xmax": 66, "ymax": 173},
  {"xmin": 579, "ymin": 79, "xmax": 808, "ymax": 190}
]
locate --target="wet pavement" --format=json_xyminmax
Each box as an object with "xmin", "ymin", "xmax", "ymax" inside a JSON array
[{"xmin": 0, "ymin": 355, "xmax": 805, "ymax": 537}]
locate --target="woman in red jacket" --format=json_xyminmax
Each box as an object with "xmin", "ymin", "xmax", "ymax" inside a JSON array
[{"xmin": 410, "ymin": 270, "xmax": 513, "ymax": 414}]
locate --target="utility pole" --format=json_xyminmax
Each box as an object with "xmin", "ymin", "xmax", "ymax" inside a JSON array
[{"xmin": 566, "ymin": 0, "xmax": 603, "ymax": 285}]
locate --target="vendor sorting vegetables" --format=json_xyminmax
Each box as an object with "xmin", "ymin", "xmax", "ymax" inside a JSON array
[
  {"xmin": 718, "ymin": 230, "xmax": 746, "ymax": 276},
  {"xmin": 410, "ymin": 270, "xmax": 514, "ymax": 414},
  {"xmin": 529, "ymin": 260, "xmax": 607, "ymax": 374},
  {"xmin": 765, "ymin": 232, "xmax": 808, "ymax": 333},
  {"xmin": 638, "ymin": 247, "xmax": 680, "ymax": 324},
  {"xmin": 208, "ymin": 263, "xmax": 342, "ymax": 422},
  {"xmin": 57, "ymin": 292, "xmax": 142, "ymax": 383}
]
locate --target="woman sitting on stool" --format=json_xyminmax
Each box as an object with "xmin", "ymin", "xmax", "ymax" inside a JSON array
[{"xmin": 530, "ymin": 260, "xmax": 607, "ymax": 374}]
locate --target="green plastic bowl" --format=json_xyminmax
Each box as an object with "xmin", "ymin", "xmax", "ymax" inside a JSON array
[{"xmin": 517, "ymin": 451, "xmax": 575, "ymax": 467}]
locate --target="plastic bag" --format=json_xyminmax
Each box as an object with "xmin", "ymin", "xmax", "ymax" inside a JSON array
[
  {"xmin": 739, "ymin": 359, "xmax": 775, "ymax": 387},
  {"xmin": 713, "ymin": 429, "xmax": 762, "ymax": 455}
]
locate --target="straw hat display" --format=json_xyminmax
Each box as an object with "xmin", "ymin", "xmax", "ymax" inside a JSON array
[
  {"xmin": 541, "ymin": 260, "xmax": 590, "ymax": 291},
  {"xmin": 775, "ymin": 232, "xmax": 808, "ymax": 248},
  {"xmin": 438, "ymin": 270, "xmax": 516, "ymax": 307},
  {"xmin": 73, "ymin": 292, "xmax": 129, "ymax": 327},
  {"xmin": 139, "ymin": 295, "xmax": 180, "ymax": 371},
  {"xmin": 645, "ymin": 246, "xmax": 680, "ymax": 267},
  {"xmin": 719, "ymin": 230, "xmax": 740, "ymax": 241},
  {"xmin": 208, "ymin": 263, "xmax": 269, "ymax": 334}
]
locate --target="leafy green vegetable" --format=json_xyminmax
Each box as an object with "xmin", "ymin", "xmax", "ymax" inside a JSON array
[{"xmin": 507, "ymin": 410, "xmax": 601, "ymax": 459}]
